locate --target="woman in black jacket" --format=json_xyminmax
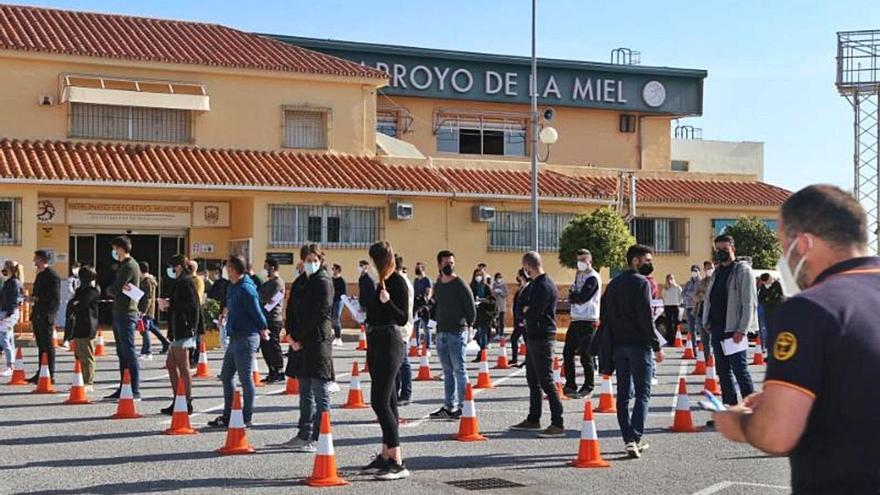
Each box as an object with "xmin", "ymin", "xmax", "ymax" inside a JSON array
[
  {"xmin": 283, "ymin": 244, "xmax": 335, "ymax": 453},
  {"xmin": 67, "ymin": 265, "xmax": 99, "ymax": 388},
  {"xmin": 158, "ymin": 255, "xmax": 201, "ymax": 415},
  {"xmin": 509, "ymin": 269, "xmax": 529, "ymax": 368}
]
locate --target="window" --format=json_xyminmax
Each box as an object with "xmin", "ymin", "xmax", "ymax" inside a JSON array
[
  {"xmin": 630, "ymin": 217, "xmax": 689, "ymax": 255},
  {"xmin": 435, "ymin": 114, "xmax": 527, "ymax": 156},
  {"xmin": 377, "ymin": 111, "xmax": 399, "ymax": 137},
  {"xmin": 69, "ymin": 103, "xmax": 192, "ymax": 143},
  {"xmin": 619, "ymin": 114, "xmax": 637, "ymax": 133},
  {"xmin": 284, "ymin": 109, "xmax": 329, "ymax": 149},
  {"xmin": 489, "ymin": 211, "xmax": 574, "ymax": 251},
  {"xmin": 269, "ymin": 205, "xmax": 379, "ymax": 248},
  {"xmin": 713, "ymin": 218, "xmax": 778, "ymax": 236},
  {"xmin": 671, "ymin": 160, "xmax": 689, "ymax": 172},
  {"xmin": 0, "ymin": 198, "xmax": 21, "ymax": 246}
]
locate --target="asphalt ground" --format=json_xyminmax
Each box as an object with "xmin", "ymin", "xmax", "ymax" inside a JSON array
[{"xmin": 0, "ymin": 338, "xmax": 790, "ymax": 495}]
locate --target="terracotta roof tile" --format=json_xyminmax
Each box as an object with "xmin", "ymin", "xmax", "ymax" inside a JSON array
[
  {"xmin": 634, "ymin": 177, "xmax": 790, "ymax": 207},
  {"xmin": 0, "ymin": 4, "xmax": 386, "ymax": 79}
]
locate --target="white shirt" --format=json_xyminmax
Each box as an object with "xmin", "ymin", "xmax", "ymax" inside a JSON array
[{"xmin": 662, "ymin": 285, "xmax": 683, "ymax": 306}]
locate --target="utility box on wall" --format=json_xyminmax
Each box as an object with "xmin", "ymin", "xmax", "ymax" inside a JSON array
[{"xmin": 471, "ymin": 205, "xmax": 495, "ymax": 223}]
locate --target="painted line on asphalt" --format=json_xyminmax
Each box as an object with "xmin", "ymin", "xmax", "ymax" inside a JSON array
[{"xmin": 690, "ymin": 481, "xmax": 789, "ymax": 495}]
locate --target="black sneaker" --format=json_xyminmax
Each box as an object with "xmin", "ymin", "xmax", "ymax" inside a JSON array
[
  {"xmin": 563, "ymin": 386, "xmax": 580, "ymax": 399},
  {"xmin": 508, "ymin": 360, "xmax": 519, "ymax": 366},
  {"xmin": 361, "ymin": 454, "xmax": 389, "ymax": 474},
  {"xmin": 374, "ymin": 459, "xmax": 410, "ymax": 481},
  {"xmin": 471, "ymin": 355, "xmax": 482, "ymax": 363},
  {"xmin": 398, "ymin": 398, "xmax": 411, "ymax": 407},
  {"xmin": 578, "ymin": 384, "xmax": 593, "ymax": 399},
  {"xmin": 160, "ymin": 403, "xmax": 175, "ymax": 416},
  {"xmin": 103, "ymin": 390, "xmax": 121, "ymax": 401},
  {"xmin": 207, "ymin": 416, "xmax": 228, "ymax": 428},
  {"xmin": 429, "ymin": 407, "xmax": 456, "ymax": 420},
  {"xmin": 187, "ymin": 400, "xmax": 193, "ymax": 415},
  {"xmin": 536, "ymin": 424, "xmax": 566, "ymax": 438},
  {"xmin": 705, "ymin": 420, "xmax": 715, "ymax": 428},
  {"xmin": 509, "ymin": 419, "xmax": 541, "ymax": 431},
  {"xmin": 132, "ymin": 393, "xmax": 142, "ymax": 402}
]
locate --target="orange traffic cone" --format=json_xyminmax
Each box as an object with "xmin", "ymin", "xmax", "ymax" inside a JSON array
[
  {"xmin": 356, "ymin": 324, "xmax": 368, "ymax": 351},
  {"xmin": 342, "ymin": 361, "xmax": 368, "ymax": 409},
  {"xmin": 682, "ymin": 336, "xmax": 696, "ymax": 359},
  {"xmin": 51, "ymin": 328, "xmax": 60, "ymax": 348},
  {"xmin": 691, "ymin": 343, "xmax": 707, "ymax": 375},
  {"xmin": 63, "ymin": 359, "xmax": 91, "ymax": 404},
  {"xmin": 164, "ymin": 380, "xmax": 197, "ymax": 435},
  {"xmin": 673, "ymin": 325, "xmax": 684, "ymax": 348},
  {"xmin": 752, "ymin": 336, "xmax": 766, "ymax": 366},
  {"xmin": 362, "ymin": 360, "xmax": 370, "ymax": 373},
  {"xmin": 94, "ymin": 329, "xmax": 106, "ymax": 356},
  {"xmin": 306, "ymin": 411, "xmax": 348, "ymax": 487},
  {"xmin": 31, "ymin": 353, "xmax": 56, "ymax": 394},
  {"xmin": 251, "ymin": 354, "xmax": 264, "ymax": 388},
  {"xmin": 454, "ymin": 383, "xmax": 487, "ymax": 442},
  {"xmin": 669, "ymin": 378, "xmax": 701, "ymax": 433},
  {"xmin": 704, "ymin": 354, "xmax": 722, "ymax": 395},
  {"xmin": 216, "ymin": 390, "xmax": 255, "ymax": 455},
  {"xmin": 474, "ymin": 349, "xmax": 494, "ymax": 389},
  {"xmin": 494, "ymin": 337, "xmax": 510, "ymax": 369},
  {"xmin": 68, "ymin": 339, "xmax": 77, "ymax": 353},
  {"xmin": 571, "ymin": 400, "xmax": 610, "ymax": 468},
  {"xmin": 519, "ymin": 342, "xmax": 527, "ymax": 357},
  {"xmin": 111, "ymin": 369, "xmax": 142, "ymax": 419},
  {"xmin": 595, "ymin": 375, "xmax": 616, "ymax": 413},
  {"xmin": 550, "ymin": 356, "xmax": 568, "ymax": 400},
  {"xmin": 284, "ymin": 376, "xmax": 300, "ymax": 395},
  {"xmin": 194, "ymin": 341, "xmax": 212, "ymax": 378},
  {"xmin": 415, "ymin": 343, "xmax": 434, "ymax": 381},
  {"xmin": 408, "ymin": 328, "xmax": 420, "ymax": 357},
  {"xmin": 7, "ymin": 347, "xmax": 28, "ymax": 385}
]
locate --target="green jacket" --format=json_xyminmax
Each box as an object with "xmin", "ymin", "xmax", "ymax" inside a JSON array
[{"xmin": 107, "ymin": 257, "xmax": 141, "ymax": 317}]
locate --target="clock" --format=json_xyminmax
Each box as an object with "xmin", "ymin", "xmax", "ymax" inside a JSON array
[{"xmin": 642, "ymin": 80, "xmax": 666, "ymax": 108}]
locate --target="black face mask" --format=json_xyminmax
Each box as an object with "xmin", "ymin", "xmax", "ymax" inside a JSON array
[
  {"xmin": 714, "ymin": 250, "xmax": 732, "ymax": 264},
  {"xmin": 415, "ymin": 269, "xmax": 423, "ymax": 276},
  {"xmin": 441, "ymin": 265, "xmax": 454, "ymax": 276},
  {"xmin": 638, "ymin": 263, "xmax": 654, "ymax": 276}
]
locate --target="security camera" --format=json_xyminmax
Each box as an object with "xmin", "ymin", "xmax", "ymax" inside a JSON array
[
  {"xmin": 126, "ymin": 229, "xmax": 133, "ymax": 235},
  {"xmin": 39, "ymin": 95, "xmax": 54, "ymax": 106},
  {"xmin": 543, "ymin": 107, "xmax": 555, "ymax": 122}
]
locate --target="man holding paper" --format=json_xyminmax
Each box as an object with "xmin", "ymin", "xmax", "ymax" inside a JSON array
[
  {"xmin": 258, "ymin": 258, "xmax": 285, "ymax": 383},
  {"xmin": 105, "ymin": 236, "xmax": 142, "ymax": 400}
]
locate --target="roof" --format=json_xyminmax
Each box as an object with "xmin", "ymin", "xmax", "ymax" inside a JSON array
[
  {"xmin": 0, "ymin": 139, "xmax": 788, "ymax": 206},
  {"xmin": 0, "ymin": 4, "xmax": 386, "ymax": 79}
]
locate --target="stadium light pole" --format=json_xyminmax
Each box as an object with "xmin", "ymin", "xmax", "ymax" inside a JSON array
[{"xmin": 530, "ymin": 0, "xmax": 539, "ymax": 252}]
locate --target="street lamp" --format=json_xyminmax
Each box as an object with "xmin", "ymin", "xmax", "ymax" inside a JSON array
[{"xmin": 530, "ymin": 0, "xmax": 539, "ymax": 252}]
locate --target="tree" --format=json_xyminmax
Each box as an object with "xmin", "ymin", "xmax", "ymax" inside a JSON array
[
  {"xmin": 558, "ymin": 207, "xmax": 636, "ymax": 270},
  {"xmin": 721, "ymin": 216, "xmax": 781, "ymax": 269}
]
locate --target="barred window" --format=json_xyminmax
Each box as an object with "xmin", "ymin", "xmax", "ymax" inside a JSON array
[
  {"xmin": 69, "ymin": 103, "xmax": 192, "ymax": 143},
  {"xmin": 436, "ymin": 114, "xmax": 527, "ymax": 157},
  {"xmin": 0, "ymin": 198, "xmax": 22, "ymax": 246},
  {"xmin": 377, "ymin": 110, "xmax": 399, "ymax": 137},
  {"xmin": 630, "ymin": 217, "xmax": 689, "ymax": 255},
  {"xmin": 284, "ymin": 109, "xmax": 328, "ymax": 149},
  {"xmin": 489, "ymin": 211, "xmax": 574, "ymax": 251},
  {"xmin": 269, "ymin": 205, "xmax": 379, "ymax": 248}
]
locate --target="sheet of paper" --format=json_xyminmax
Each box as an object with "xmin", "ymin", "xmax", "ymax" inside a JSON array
[
  {"xmin": 341, "ymin": 295, "xmax": 366, "ymax": 324},
  {"xmin": 122, "ymin": 284, "xmax": 144, "ymax": 304},
  {"xmin": 721, "ymin": 336, "xmax": 749, "ymax": 356},
  {"xmin": 654, "ymin": 328, "xmax": 668, "ymax": 347},
  {"xmin": 263, "ymin": 290, "xmax": 284, "ymax": 312}
]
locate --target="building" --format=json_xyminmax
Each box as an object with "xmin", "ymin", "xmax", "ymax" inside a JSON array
[
  {"xmin": 672, "ymin": 137, "xmax": 764, "ymax": 180},
  {"xmin": 0, "ymin": 4, "xmax": 788, "ymax": 306}
]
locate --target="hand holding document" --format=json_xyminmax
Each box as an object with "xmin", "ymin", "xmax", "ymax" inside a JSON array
[
  {"xmin": 721, "ymin": 335, "xmax": 749, "ymax": 356},
  {"xmin": 341, "ymin": 295, "xmax": 366, "ymax": 324},
  {"xmin": 263, "ymin": 290, "xmax": 284, "ymax": 312},
  {"xmin": 122, "ymin": 283, "xmax": 144, "ymax": 304}
]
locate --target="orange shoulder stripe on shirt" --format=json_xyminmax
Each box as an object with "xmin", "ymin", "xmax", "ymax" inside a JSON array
[{"xmin": 763, "ymin": 380, "xmax": 817, "ymax": 400}]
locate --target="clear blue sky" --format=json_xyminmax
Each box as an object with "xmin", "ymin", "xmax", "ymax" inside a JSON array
[{"xmin": 26, "ymin": 0, "xmax": 880, "ymax": 192}]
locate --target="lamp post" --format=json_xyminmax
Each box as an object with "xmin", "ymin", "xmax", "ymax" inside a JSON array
[{"xmin": 530, "ymin": 0, "xmax": 539, "ymax": 252}]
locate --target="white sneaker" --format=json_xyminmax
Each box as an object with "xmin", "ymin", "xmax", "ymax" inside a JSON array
[
  {"xmin": 332, "ymin": 338, "xmax": 343, "ymax": 347},
  {"xmin": 85, "ymin": 385, "xmax": 94, "ymax": 393},
  {"xmin": 0, "ymin": 367, "xmax": 12, "ymax": 377},
  {"xmin": 651, "ymin": 377, "xmax": 659, "ymax": 386},
  {"xmin": 60, "ymin": 342, "xmax": 70, "ymax": 350},
  {"xmin": 625, "ymin": 441, "xmax": 641, "ymax": 459},
  {"xmin": 328, "ymin": 381, "xmax": 341, "ymax": 394},
  {"xmin": 139, "ymin": 354, "xmax": 154, "ymax": 361}
]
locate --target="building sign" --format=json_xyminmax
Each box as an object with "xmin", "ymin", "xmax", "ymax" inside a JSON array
[
  {"xmin": 273, "ymin": 36, "xmax": 706, "ymax": 115},
  {"xmin": 266, "ymin": 252, "xmax": 295, "ymax": 265},
  {"xmin": 67, "ymin": 199, "xmax": 191, "ymax": 227},
  {"xmin": 192, "ymin": 202, "xmax": 230, "ymax": 228},
  {"xmin": 36, "ymin": 197, "xmax": 65, "ymax": 224}
]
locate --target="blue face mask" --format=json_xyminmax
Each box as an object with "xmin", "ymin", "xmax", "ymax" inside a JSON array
[
  {"xmin": 166, "ymin": 267, "xmax": 178, "ymax": 280},
  {"xmin": 111, "ymin": 249, "xmax": 119, "ymax": 261}
]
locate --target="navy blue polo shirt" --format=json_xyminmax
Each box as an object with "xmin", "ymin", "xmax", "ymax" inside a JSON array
[{"xmin": 766, "ymin": 256, "xmax": 880, "ymax": 492}]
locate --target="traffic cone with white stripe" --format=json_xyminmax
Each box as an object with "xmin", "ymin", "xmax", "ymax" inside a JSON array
[
  {"xmin": 31, "ymin": 353, "xmax": 55, "ymax": 394},
  {"xmin": 415, "ymin": 343, "xmax": 434, "ymax": 381},
  {"xmin": 63, "ymin": 359, "xmax": 90, "ymax": 404},
  {"xmin": 549, "ymin": 356, "xmax": 568, "ymax": 400},
  {"xmin": 356, "ymin": 324, "xmax": 368, "ymax": 351},
  {"xmin": 595, "ymin": 375, "xmax": 616, "ymax": 413},
  {"xmin": 94, "ymin": 329, "xmax": 106, "ymax": 356},
  {"xmin": 111, "ymin": 369, "xmax": 142, "ymax": 419},
  {"xmin": 342, "ymin": 361, "xmax": 368, "ymax": 409},
  {"xmin": 69, "ymin": 339, "xmax": 76, "ymax": 353},
  {"xmin": 408, "ymin": 328, "xmax": 420, "ymax": 357},
  {"xmin": 704, "ymin": 354, "xmax": 722, "ymax": 395},
  {"xmin": 306, "ymin": 411, "xmax": 348, "ymax": 487},
  {"xmin": 682, "ymin": 336, "xmax": 696, "ymax": 359},
  {"xmin": 571, "ymin": 400, "xmax": 610, "ymax": 468},
  {"xmin": 752, "ymin": 336, "xmax": 766, "ymax": 366},
  {"xmin": 7, "ymin": 347, "xmax": 27, "ymax": 385},
  {"xmin": 454, "ymin": 383, "xmax": 487, "ymax": 442},
  {"xmin": 284, "ymin": 376, "xmax": 300, "ymax": 395},
  {"xmin": 164, "ymin": 380, "xmax": 197, "ymax": 435},
  {"xmin": 251, "ymin": 354, "xmax": 264, "ymax": 388},
  {"xmin": 474, "ymin": 349, "xmax": 493, "ymax": 389},
  {"xmin": 669, "ymin": 378, "xmax": 701, "ymax": 433},
  {"xmin": 216, "ymin": 390, "xmax": 255, "ymax": 455},
  {"xmin": 673, "ymin": 325, "xmax": 684, "ymax": 348},
  {"xmin": 494, "ymin": 337, "xmax": 510, "ymax": 369},
  {"xmin": 194, "ymin": 341, "xmax": 212, "ymax": 378},
  {"xmin": 691, "ymin": 343, "xmax": 707, "ymax": 375}
]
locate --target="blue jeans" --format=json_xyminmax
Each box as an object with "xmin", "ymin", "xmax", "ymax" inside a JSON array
[
  {"xmin": 476, "ymin": 323, "xmax": 490, "ymax": 350},
  {"xmin": 614, "ymin": 345, "xmax": 654, "ymax": 444},
  {"xmin": 712, "ymin": 335, "xmax": 755, "ymax": 406},
  {"xmin": 220, "ymin": 334, "xmax": 260, "ymax": 424},
  {"xmin": 298, "ymin": 376, "xmax": 331, "ymax": 441},
  {"xmin": 496, "ymin": 311, "xmax": 505, "ymax": 337},
  {"xmin": 113, "ymin": 314, "xmax": 140, "ymax": 394},
  {"xmin": 140, "ymin": 316, "xmax": 170, "ymax": 355},
  {"xmin": 415, "ymin": 316, "xmax": 431, "ymax": 347},
  {"xmin": 396, "ymin": 352, "xmax": 412, "ymax": 401},
  {"xmin": 436, "ymin": 330, "xmax": 468, "ymax": 411},
  {"xmin": 685, "ymin": 309, "xmax": 699, "ymax": 350},
  {"xmin": 757, "ymin": 304, "xmax": 768, "ymax": 350},
  {"xmin": 331, "ymin": 300, "xmax": 343, "ymax": 340}
]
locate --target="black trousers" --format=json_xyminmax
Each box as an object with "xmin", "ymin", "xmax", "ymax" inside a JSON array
[
  {"xmin": 562, "ymin": 320, "xmax": 595, "ymax": 392},
  {"xmin": 526, "ymin": 336, "xmax": 563, "ymax": 427},
  {"xmin": 32, "ymin": 313, "xmax": 56, "ymax": 379},
  {"xmin": 367, "ymin": 325, "xmax": 404, "ymax": 448},
  {"xmin": 664, "ymin": 305, "xmax": 680, "ymax": 343},
  {"xmin": 260, "ymin": 320, "xmax": 285, "ymax": 374},
  {"xmin": 510, "ymin": 323, "xmax": 525, "ymax": 362}
]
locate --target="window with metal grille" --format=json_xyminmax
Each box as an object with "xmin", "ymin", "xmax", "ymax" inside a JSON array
[
  {"xmin": 619, "ymin": 114, "xmax": 637, "ymax": 133},
  {"xmin": 630, "ymin": 217, "xmax": 689, "ymax": 255},
  {"xmin": 269, "ymin": 205, "xmax": 379, "ymax": 248},
  {"xmin": 0, "ymin": 198, "xmax": 22, "ymax": 246},
  {"xmin": 436, "ymin": 114, "xmax": 527, "ymax": 156},
  {"xmin": 671, "ymin": 160, "xmax": 690, "ymax": 171},
  {"xmin": 489, "ymin": 211, "xmax": 574, "ymax": 251},
  {"xmin": 284, "ymin": 109, "xmax": 328, "ymax": 149},
  {"xmin": 377, "ymin": 110, "xmax": 399, "ymax": 137},
  {"xmin": 69, "ymin": 103, "xmax": 192, "ymax": 143}
]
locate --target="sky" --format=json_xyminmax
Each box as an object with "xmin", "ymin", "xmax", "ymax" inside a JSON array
[{"xmin": 26, "ymin": 0, "xmax": 880, "ymax": 192}]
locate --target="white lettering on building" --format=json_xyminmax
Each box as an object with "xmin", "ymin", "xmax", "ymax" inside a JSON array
[
  {"xmin": 410, "ymin": 65, "xmax": 433, "ymax": 90},
  {"xmin": 572, "ymin": 77, "xmax": 595, "ymax": 100},
  {"xmin": 542, "ymin": 75, "xmax": 561, "ymax": 99},
  {"xmin": 392, "ymin": 64, "xmax": 408, "ymax": 89},
  {"xmin": 451, "ymin": 68, "xmax": 474, "ymax": 93},
  {"xmin": 505, "ymin": 72, "xmax": 518, "ymax": 96},
  {"xmin": 433, "ymin": 67, "xmax": 450, "ymax": 91},
  {"xmin": 485, "ymin": 71, "xmax": 503, "ymax": 94}
]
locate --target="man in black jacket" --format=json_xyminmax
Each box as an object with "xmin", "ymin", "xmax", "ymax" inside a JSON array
[
  {"xmin": 602, "ymin": 244, "xmax": 664, "ymax": 458},
  {"xmin": 29, "ymin": 250, "xmax": 60, "ymax": 383},
  {"xmin": 509, "ymin": 251, "xmax": 565, "ymax": 438}
]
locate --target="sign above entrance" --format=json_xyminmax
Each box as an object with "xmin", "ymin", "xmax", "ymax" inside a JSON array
[
  {"xmin": 192, "ymin": 202, "xmax": 230, "ymax": 228},
  {"xmin": 36, "ymin": 197, "xmax": 65, "ymax": 224},
  {"xmin": 67, "ymin": 199, "xmax": 191, "ymax": 227}
]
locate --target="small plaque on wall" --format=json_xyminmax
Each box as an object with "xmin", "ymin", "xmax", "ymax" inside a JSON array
[{"xmin": 266, "ymin": 252, "xmax": 295, "ymax": 265}]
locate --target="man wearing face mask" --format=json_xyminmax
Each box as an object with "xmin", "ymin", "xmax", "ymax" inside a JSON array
[
  {"xmin": 715, "ymin": 185, "xmax": 880, "ymax": 493},
  {"xmin": 357, "ymin": 259, "xmax": 374, "ymax": 320},
  {"xmin": 258, "ymin": 258, "xmax": 285, "ymax": 383},
  {"xmin": 682, "ymin": 265, "xmax": 702, "ymax": 352},
  {"xmin": 29, "ymin": 250, "xmax": 61, "ymax": 384},
  {"xmin": 563, "ymin": 249, "xmax": 601, "ymax": 399},
  {"xmin": 701, "ymin": 234, "xmax": 756, "ymax": 409},
  {"xmin": 692, "ymin": 261, "xmax": 715, "ymax": 362},
  {"xmin": 104, "ymin": 236, "xmax": 142, "ymax": 400}
]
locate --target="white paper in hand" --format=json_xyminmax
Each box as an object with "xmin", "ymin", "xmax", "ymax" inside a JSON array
[
  {"xmin": 721, "ymin": 336, "xmax": 749, "ymax": 356},
  {"xmin": 263, "ymin": 290, "xmax": 284, "ymax": 312},
  {"xmin": 654, "ymin": 328, "xmax": 668, "ymax": 347},
  {"xmin": 341, "ymin": 295, "xmax": 366, "ymax": 324},
  {"xmin": 122, "ymin": 284, "xmax": 144, "ymax": 304}
]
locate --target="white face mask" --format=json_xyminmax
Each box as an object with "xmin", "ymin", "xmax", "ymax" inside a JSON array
[
  {"xmin": 221, "ymin": 266, "xmax": 229, "ymax": 280},
  {"xmin": 260, "ymin": 269, "xmax": 269, "ymax": 279},
  {"xmin": 304, "ymin": 261, "xmax": 321, "ymax": 276},
  {"xmin": 72, "ymin": 267, "xmax": 80, "ymax": 278},
  {"xmin": 166, "ymin": 267, "xmax": 178, "ymax": 280},
  {"xmin": 705, "ymin": 268, "xmax": 714, "ymax": 277},
  {"xmin": 577, "ymin": 261, "xmax": 589, "ymax": 272},
  {"xmin": 475, "ymin": 276, "xmax": 483, "ymax": 283},
  {"xmin": 690, "ymin": 271, "xmax": 700, "ymax": 280},
  {"xmin": 777, "ymin": 236, "xmax": 812, "ymax": 297}
]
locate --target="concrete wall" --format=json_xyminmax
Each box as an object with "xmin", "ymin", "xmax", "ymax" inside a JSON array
[{"xmin": 671, "ymin": 139, "xmax": 764, "ymax": 179}]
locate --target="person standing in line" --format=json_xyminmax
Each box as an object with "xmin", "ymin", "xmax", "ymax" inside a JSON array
[
  {"xmin": 470, "ymin": 269, "xmax": 490, "ymax": 300},
  {"xmin": 473, "ymin": 290, "xmax": 498, "ymax": 363},
  {"xmin": 701, "ymin": 234, "xmax": 756, "ymax": 408},
  {"xmin": 67, "ymin": 265, "xmax": 99, "ymax": 391},
  {"xmin": 563, "ymin": 249, "xmax": 601, "ymax": 400},
  {"xmin": 30, "ymin": 250, "xmax": 61, "ymax": 384},
  {"xmin": 601, "ymin": 244, "xmax": 664, "ymax": 458},
  {"xmin": 283, "ymin": 244, "xmax": 335, "ymax": 453},
  {"xmin": 207, "ymin": 263, "xmax": 230, "ymax": 349},
  {"xmin": 258, "ymin": 258, "xmax": 285, "ymax": 383},
  {"xmin": 429, "ymin": 250, "xmax": 476, "ymax": 420},
  {"xmin": 412, "ymin": 262, "xmax": 433, "ymax": 348},
  {"xmin": 158, "ymin": 255, "xmax": 201, "ymax": 415},
  {"xmin": 394, "ymin": 254, "xmax": 414, "ymax": 407},
  {"xmin": 681, "ymin": 265, "xmax": 703, "ymax": 352},
  {"xmin": 491, "ymin": 272, "xmax": 509, "ymax": 339},
  {"xmin": 360, "ymin": 241, "xmax": 411, "ymax": 480},
  {"xmin": 330, "ymin": 264, "xmax": 347, "ymax": 347},
  {"xmin": 186, "ymin": 259, "xmax": 205, "ymax": 368},
  {"xmin": 0, "ymin": 260, "xmax": 24, "ymax": 376},
  {"xmin": 357, "ymin": 259, "xmax": 374, "ymax": 318},
  {"xmin": 508, "ymin": 269, "xmax": 529, "ymax": 368},
  {"xmin": 662, "ymin": 274, "xmax": 683, "ymax": 344},
  {"xmin": 208, "ymin": 255, "xmax": 267, "ymax": 429},
  {"xmin": 692, "ymin": 261, "xmax": 715, "ymax": 361},
  {"xmin": 246, "ymin": 262, "xmax": 263, "ymax": 288},
  {"xmin": 757, "ymin": 272, "xmax": 785, "ymax": 356},
  {"xmin": 57, "ymin": 262, "xmax": 80, "ymax": 350},
  {"xmin": 138, "ymin": 261, "xmax": 170, "ymax": 359}
]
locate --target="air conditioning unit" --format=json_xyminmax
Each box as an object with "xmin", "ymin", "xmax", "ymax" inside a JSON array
[
  {"xmin": 471, "ymin": 205, "xmax": 496, "ymax": 223},
  {"xmin": 390, "ymin": 202, "xmax": 414, "ymax": 220}
]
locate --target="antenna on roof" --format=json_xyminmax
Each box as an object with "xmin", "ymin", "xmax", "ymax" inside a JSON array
[
  {"xmin": 610, "ymin": 47, "xmax": 641, "ymax": 65},
  {"xmin": 673, "ymin": 120, "xmax": 702, "ymax": 140}
]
